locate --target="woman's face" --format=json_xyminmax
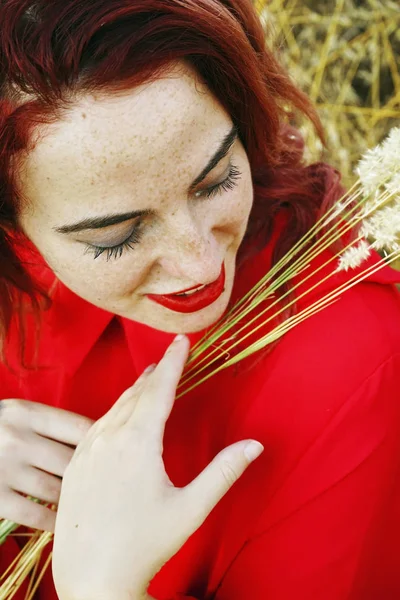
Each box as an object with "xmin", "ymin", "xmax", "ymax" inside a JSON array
[{"xmin": 18, "ymin": 61, "xmax": 254, "ymax": 334}]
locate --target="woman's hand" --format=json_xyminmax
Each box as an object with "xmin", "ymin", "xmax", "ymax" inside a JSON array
[
  {"xmin": 0, "ymin": 399, "xmax": 93, "ymax": 532},
  {"xmin": 52, "ymin": 334, "xmax": 264, "ymax": 600}
]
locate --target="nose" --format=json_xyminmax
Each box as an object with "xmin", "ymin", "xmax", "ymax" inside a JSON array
[{"xmin": 158, "ymin": 213, "xmax": 223, "ymax": 285}]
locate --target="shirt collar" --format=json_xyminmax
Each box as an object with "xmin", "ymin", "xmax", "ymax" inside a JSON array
[{"xmin": 13, "ymin": 215, "xmax": 400, "ymax": 378}]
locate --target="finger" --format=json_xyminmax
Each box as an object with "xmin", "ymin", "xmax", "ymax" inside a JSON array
[
  {"xmin": 27, "ymin": 433, "xmax": 75, "ymax": 477},
  {"xmin": 95, "ymin": 363, "xmax": 157, "ymax": 432},
  {"xmin": 0, "ymin": 400, "xmax": 93, "ymax": 446},
  {"xmin": 0, "ymin": 491, "xmax": 56, "ymax": 532},
  {"xmin": 10, "ymin": 466, "xmax": 62, "ymax": 505},
  {"xmin": 129, "ymin": 335, "xmax": 190, "ymax": 432},
  {"xmin": 179, "ymin": 440, "xmax": 264, "ymax": 532},
  {"xmin": 31, "ymin": 405, "xmax": 94, "ymax": 446}
]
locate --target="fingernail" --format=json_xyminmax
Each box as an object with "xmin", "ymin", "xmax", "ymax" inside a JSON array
[
  {"xmin": 244, "ymin": 441, "xmax": 264, "ymax": 462},
  {"xmin": 173, "ymin": 334, "xmax": 185, "ymax": 343},
  {"xmin": 144, "ymin": 363, "xmax": 156, "ymax": 373}
]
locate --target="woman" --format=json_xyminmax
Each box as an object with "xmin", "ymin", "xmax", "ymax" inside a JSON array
[{"xmin": 1, "ymin": 1, "xmax": 400, "ymax": 599}]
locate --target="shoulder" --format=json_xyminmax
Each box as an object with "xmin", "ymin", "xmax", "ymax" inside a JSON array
[
  {"xmin": 273, "ymin": 279, "xmax": 400, "ymax": 392},
  {"xmin": 229, "ymin": 279, "xmax": 400, "ymax": 449},
  {"xmin": 283, "ymin": 279, "xmax": 400, "ymax": 385}
]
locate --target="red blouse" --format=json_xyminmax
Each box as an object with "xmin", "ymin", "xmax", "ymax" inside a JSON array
[{"xmin": 1, "ymin": 212, "xmax": 400, "ymax": 600}]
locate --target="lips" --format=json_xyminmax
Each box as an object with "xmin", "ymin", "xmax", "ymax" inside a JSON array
[{"xmin": 147, "ymin": 263, "xmax": 226, "ymax": 314}]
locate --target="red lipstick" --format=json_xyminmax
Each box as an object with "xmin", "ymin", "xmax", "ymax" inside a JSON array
[{"xmin": 147, "ymin": 263, "xmax": 226, "ymax": 314}]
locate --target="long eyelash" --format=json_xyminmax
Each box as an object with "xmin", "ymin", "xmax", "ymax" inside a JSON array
[
  {"xmin": 205, "ymin": 163, "xmax": 242, "ymax": 199},
  {"xmin": 85, "ymin": 227, "xmax": 143, "ymax": 261},
  {"xmin": 85, "ymin": 164, "xmax": 242, "ymax": 261}
]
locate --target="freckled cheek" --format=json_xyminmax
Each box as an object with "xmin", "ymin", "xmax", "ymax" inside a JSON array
[
  {"xmin": 243, "ymin": 178, "xmax": 255, "ymax": 220},
  {"xmin": 44, "ymin": 242, "xmax": 145, "ymax": 300},
  {"xmin": 75, "ymin": 261, "xmax": 145, "ymax": 300},
  {"xmin": 223, "ymin": 180, "xmax": 253, "ymax": 233}
]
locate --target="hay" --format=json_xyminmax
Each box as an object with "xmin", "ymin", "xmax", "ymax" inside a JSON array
[
  {"xmin": 254, "ymin": 0, "xmax": 400, "ymax": 268},
  {"xmin": 256, "ymin": 0, "xmax": 400, "ymax": 184}
]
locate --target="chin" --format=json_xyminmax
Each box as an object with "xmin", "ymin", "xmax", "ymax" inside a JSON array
[
  {"xmin": 133, "ymin": 286, "xmax": 231, "ymax": 335},
  {"xmin": 180, "ymin": 310, "xmax": 225, "ymax": 334}
]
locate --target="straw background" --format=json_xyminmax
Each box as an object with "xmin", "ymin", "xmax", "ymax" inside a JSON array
[{"xmin": 254, "ymin": 0, "xmax": 400, "ymax": 269}]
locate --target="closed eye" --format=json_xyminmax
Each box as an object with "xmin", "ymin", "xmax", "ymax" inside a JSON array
[
  {"xmin": 198, "ymin": 164, "xmax": 242, "ymax": 200},
  {"xmin": 83, "ymin": 163, "xmax": 242, "ymax": 261}
]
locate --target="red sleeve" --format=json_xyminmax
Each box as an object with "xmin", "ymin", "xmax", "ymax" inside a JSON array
[{"xmin": 215, "ymin": 354, "xmax": 400, "ymax": 600}]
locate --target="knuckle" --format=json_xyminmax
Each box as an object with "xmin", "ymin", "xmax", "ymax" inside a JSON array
[{"xmin": 220, "ymin": 460, "xmax": 239, "ymax": 488}]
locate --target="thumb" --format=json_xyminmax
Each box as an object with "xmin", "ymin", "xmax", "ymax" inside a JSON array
[{"xmin": 179, "ymin": 440, "xmax": 264, "ymax": 531}]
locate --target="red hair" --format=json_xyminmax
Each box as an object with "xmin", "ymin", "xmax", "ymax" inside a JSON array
[{"xmin": 0, "ymin": 0, "xmax": 345, "ymax": 366}]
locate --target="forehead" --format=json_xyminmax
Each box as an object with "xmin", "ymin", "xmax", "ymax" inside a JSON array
[{"xmin": 20, "ymin": 61, "xmax": 231, "ymax": 204}]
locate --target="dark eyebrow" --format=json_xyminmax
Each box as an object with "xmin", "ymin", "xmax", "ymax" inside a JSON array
[
  {"xmin": 54, "ymin": 123, "xmax": 239, "ymax": 235},
  {"xmin": 188, "ymin": 123, "xmax": 238, "ymax": 191}
]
